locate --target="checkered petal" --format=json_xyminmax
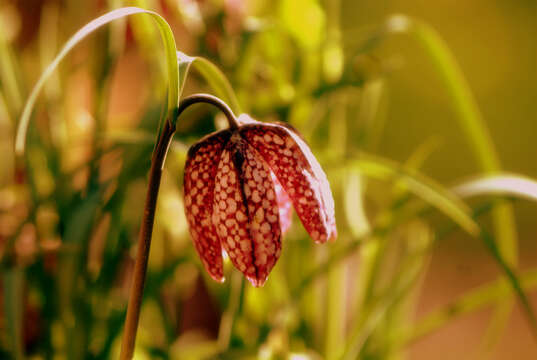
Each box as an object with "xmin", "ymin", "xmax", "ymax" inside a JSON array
[
  {"xmin": 241, "ymin": 122, "xmax": 337, "ymax": 243},
  {"xmin": 183, "ymin": 130, "xmax": 231, "ymax": 282}
]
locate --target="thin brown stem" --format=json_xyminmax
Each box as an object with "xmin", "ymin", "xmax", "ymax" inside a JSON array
[
  {"xmin": 119, "ymin": 93, "xmax": 238, "ymax": 359},
  {"xmin": 119, "ymin": 118, "xmax": 175, "ymax": 360},
  {"xmin": 178, "ymin": 93, "xmax": 239, "ymax": 129}
]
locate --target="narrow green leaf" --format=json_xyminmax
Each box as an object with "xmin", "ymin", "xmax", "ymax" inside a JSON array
[
  {"xmin": 15, "ymin": 7, "xmax": 179, "ymax": 155},
  {"xmin": 351, "ymin": 153, "xmax": 479, "ymax": 236},
  {"xmin": 383, "ymin": 15, "xmax": 499, "ymax": 171},
  {"xmin": 177, "ymin": 51, "xmax": 241, "ymax": 114},
  {"xmin": 405, "ymin": 136, "xmax": 442, "ymax": 170},
  {"xmin": 452, "ymin": 174, "xmax": 537, "ymax": 338},
  {"xmin": 294, "ymin": 150, "xmax": 484, "ymax": 297},
  {"xmin": 351, "ymin": 154, "xmax": 537, "ymax": 335},
  {"xmin": 342, "ymin": 244, "xmax": 426, "ymax": 360},
  {"xmin": 383, "ymin": 14, "xmax": 519, "ymax": 337},
  {"xmin": 453, "ymin": 174, "xmax": 537, "ymax": 202}
]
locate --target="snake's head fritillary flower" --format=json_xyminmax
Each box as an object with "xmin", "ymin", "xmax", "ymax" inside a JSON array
[{"xmin": 183, "ymin": 114, "xmax": 336, "ymax": 287}]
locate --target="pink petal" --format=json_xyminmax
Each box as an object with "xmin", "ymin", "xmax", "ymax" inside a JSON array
[
  {"xmin": 183, "ymin": 130, "xmax": 231, "ymax": 282},
  {"xmin": 213, "ymin": 135, "xmax": 282, "ymax": 287},
  {"xmin": 271, "ymin": 171, "xmax": 293, "ymax": 235},
  {"xmin": 241, "ymin": 123, "xmax": 337, "ymax": 243}
]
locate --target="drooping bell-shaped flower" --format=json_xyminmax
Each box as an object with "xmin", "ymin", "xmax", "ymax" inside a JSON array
[{"xmin": 183, "ymin": 114, "xmax": 336, "ymax": 287}]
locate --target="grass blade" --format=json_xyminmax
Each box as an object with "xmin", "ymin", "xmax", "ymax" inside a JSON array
[
  {"xmin": 351, "ymin": 153, "xmax": 479, "ymax": 236},
  {"xmin": 383, "ymin": 14, "xmax": 519, "ymax": 340},
  {"xmin": 15, "ymin": 6, "xmax": 179, "ymax": 155},
  {"xmin": 384, "ymin": 15, "xmax": 499, "ymax": 170},
  {"xmin": 177, "ymin": 51, "xmax": 241, "ymax": 113},
  {"xmin": 453, "ymin": 174, "xmax": 537, "ymax": 202},
  {"xmin": 0, "ymin": 16, "xmax": 24, "ymax": 121},
  {"xmin": 350, "ymin": 154, "xmax": 537, "ymax": 335}
]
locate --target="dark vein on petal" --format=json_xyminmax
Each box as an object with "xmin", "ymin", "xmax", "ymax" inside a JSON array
[{"xmin": 231, "ymin": 141, "xmax": 259, "ymax": 282}]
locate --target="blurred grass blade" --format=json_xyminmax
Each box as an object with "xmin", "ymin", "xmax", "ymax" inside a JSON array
[
  {"xmin": 293, "ymin": 235, "xmax": 366, "ymax": 297},
  {"xmin": 15, "ymin": 7, "xmax": 179, "ymax": 155},
  {"xmin": 383, "ymin": 14, "xmax": 518, "ymax": 339},
  {"xmin": 344, "ymin": 169, "xmax": 370, "ymax": 237},
  {"xmin": 3, "ymin": 268, "xmax": 25, "ymax": 360},
  {"xmin": 383, "ymin": 15, "xmax": 499, "ymax": 170},
  {"xmin": 0, "ymin": 17, "xmax": 24, "ymax": 121},
  {"xmin": 58, "ymin": 188, "xmax": 103, "ymax": 359},
  {"xmin": 217, "ymin": 271, "xmax": 244, "ymax": 351},
  {"xmin": 405, "ymin": 136, "xmax": 442, "ymax": 170},
  {"xmin": 477, "ymin": 230, "xmax": 537, "ymax": 337},
  {"xmin": 383, "ymin": 13, "xmax": 517, "ymax": 260},
  {"xmin": 407, "ymin": 268, "xmax": 537, "ymax": 345},
  {"xmin": 296, "ymin": 147, "xmax": 484, "ymax": 295},
  {"xmin": 342, "ymin": 235, "xmax": 429, "ymax": 360},
  {"xmin": 453, "ymin": 174, "xmax": 537, "ymax": 202},
  {"xmin": 351, "ymin": 153, "xmax": 479, "ymax": 236},
  {"xmin": 351, "ymin": 154, "xmax": 537, "ymax": 335},
  {"xmin": 177, "ymin": 51, "xmax": 241, "ymax": 113},
  {"xmin": 102, "ymin": 129, "xmax": 189, "ymax": 154},
  {"xmin": 452, "ymin": 174, "xmax": 537, "ymax": 335}
]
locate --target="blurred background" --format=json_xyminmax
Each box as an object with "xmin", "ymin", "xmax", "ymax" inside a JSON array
[{"xmin": 0, "ymin": 0, "xmax": 535, "ymax": 359}]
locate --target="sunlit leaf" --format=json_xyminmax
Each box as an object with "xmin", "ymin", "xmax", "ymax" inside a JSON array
[
  {"xmin": 453, "ymin": 174, "xmax": 537, "ymax": 202},
  {"xmin": 15, "ymin": 7, "xmax": 179, "ymax": 155},
  {"xmin": 351, "ymin": 154, "xmax": 537, "ymax": 336},
  {"xmin": 351, "ymin": 153, "xmax": 479, "ymax": 236},
  {"xmin": 177, "ymin": 51, "xmax": 241, "ymax": 114}
]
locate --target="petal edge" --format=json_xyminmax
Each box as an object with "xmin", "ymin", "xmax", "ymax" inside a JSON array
[{"xmin": 241, "ymin": 123, "xmax": 337, "ymax": 243}]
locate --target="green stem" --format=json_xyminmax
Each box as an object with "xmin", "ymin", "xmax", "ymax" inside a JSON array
[{"xmin": 119, "ymin": 93, "xmax": 238, "ymax": 359}]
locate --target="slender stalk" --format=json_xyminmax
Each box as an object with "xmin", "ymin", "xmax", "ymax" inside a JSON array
[
  {"xmin": 119, "ymin": 93, "xmax": 238, "ymax": 360},
  {"xmin": 119, "ymin": 117, "xmax": 175, "ymax": 360},
  {"xmin": 177, "ymin": 93, "xmax": 239, "ymax": 129}
]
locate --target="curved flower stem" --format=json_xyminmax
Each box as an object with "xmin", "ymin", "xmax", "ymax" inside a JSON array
[
  {"xmin": 177, "ymin": 93, "xmax": 240, "ymax": 129},
  {"xmin": 120, "ymin": 93, "xmax": 238, "ymax": 360}
]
